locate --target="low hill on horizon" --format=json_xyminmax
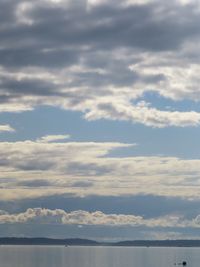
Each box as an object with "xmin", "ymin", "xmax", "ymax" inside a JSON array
[{"xmin": 1, "ymin": 238, "xmax": 200, "ymax": 247}]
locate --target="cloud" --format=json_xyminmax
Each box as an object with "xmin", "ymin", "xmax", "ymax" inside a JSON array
[
  {"xmin": 0, "ymin": 136, "xmax": 200, "ymax": 201},
  {"xmin": 0, "ymin": 0, "xmax": 200, "ymax": 127},
  {"xmin": 37, "ymin": 134, "xmax": 71, "ymax": 143},
  {"xmin": 17, "ymin": 179, "xmax": 52, "ymax": 188},
  {"xmin": 0, "ymin": 124, "xmax": 15, "ymax": 133},
  {"xmin": 84, "ymin": 101, "xmax": 200, "ymax": 127},
  {"xmin": 0, "ymin": 208, "xmax": 199, "ymax": 229},
  {"xmin": 71, "ymin": 181, "xmax": 94, "ymax": 188}
]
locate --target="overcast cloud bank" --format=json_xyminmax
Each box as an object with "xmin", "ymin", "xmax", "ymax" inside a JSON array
[{"xmin": 0, "ymin": 0, "xmax": 200, "ymax": 126}]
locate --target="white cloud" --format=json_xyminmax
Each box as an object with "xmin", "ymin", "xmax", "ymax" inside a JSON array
[
  {"xmin": 177, "ymin": 0, "xmax": 200, "ymax": 5},
  {"xmin": 37, "ymin": 134, "xmax": 71, "ymax": 143},
  {"xmin": 84, "ymin": 100, "xmax": 200, "ymax": 127},
  {"xmin": 15, "ymin": 2, "xmax": 35, "ymax": 25},
  {"xmin": 0, "ymin": 0, "xmax": 200, "ymax": 127},
  {"xmin": 0, "ymin": 124, "xmax": 15, "ymax": 133},
  {"xmin": 0, "ymin": 137, "xmax": 199, "ymax": 200},
  {"xmin": 130, "ymin": 53, "xmax": 200, "ymax": 102},
  {"xmin": 123, "ymin": 0, "xmax": 156, "ymax": 6},
  {"xmin": 87, "ymin": 0, "xmax": 107, "ymax": 7},
  {"xmin": 1, "ymin": 59, "xmax": 200, "ymax": 128},
  {"xmin": 0, "ymin": 208, "xmax": 199, "ymax": 229}
]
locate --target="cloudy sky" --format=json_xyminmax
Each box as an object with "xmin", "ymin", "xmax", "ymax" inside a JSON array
[{"xmin": 1, "ymin": 0, "xmax": 200, "ymax": 241}]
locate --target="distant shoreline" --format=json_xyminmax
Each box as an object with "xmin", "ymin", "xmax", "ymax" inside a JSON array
[{"xmin": 1, "ymin": 238, "xmax": 200, "ymax": 247}]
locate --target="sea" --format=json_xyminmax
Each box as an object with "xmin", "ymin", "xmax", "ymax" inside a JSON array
[{"xmin": 0, "ymin": 245, "xmax": 199, "ymax": 267}]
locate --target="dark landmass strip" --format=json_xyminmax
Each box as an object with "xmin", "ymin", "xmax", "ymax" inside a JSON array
[
  {"xmin": 1, "ymin": 238, "xmax": 200, "ymax": 247},
  {"xmin": 0, "ymin": 237, "xmax": 99, "ymax": 246},
  {"xmin": 114, "ymin": 240, "xmax": 200, "ymax": 247}
]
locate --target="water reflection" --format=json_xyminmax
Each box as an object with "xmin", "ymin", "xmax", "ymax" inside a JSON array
[{"xmin": 0, "ymin": 245, "xmax": 199, "ymax": 267}]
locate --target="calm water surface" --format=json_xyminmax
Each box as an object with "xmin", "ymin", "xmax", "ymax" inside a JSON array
[{"xmin": 0, "ymin": 245, "xmax": 199, "ymax": 267}]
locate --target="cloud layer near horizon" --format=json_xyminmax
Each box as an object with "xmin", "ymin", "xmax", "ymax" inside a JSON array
[
  {"xmin": 1, "ymin": 207, "xmax": 200, "ymax": 230},
  {"xmin": 1, "ymin": 0, "xmax": 200, "ymax": 126}
]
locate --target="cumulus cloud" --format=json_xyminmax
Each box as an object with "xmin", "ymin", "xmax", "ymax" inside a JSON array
[
  {"xmin": 0, "ymin": 0, "xmax": 200, "ymax": 127},
  {"xmin": 0, "ymin": 208, "xmax": 199, "ymax": 229}
]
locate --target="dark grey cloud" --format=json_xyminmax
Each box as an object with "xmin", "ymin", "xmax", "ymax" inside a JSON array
[
  {"xmin": 0, "ymin": 48, "xmax": 79, "ymax": 69},
  {"xmin": 0, "ymin": 78, "xmax": 60, "ymax": 97},
  {"xmin": 71, "ymin": 181, "xmax": 94, "ymax": 188},
  {"xmin": 69, "ymin": 63, "xmax": 140, "ymax": 88},
  {"xmin": 0, "ymin": 158, "xmax": 10, "ymax": 166},
  {"xmin": 17, "ymin": 179, "xmax": 52, "ymax": 188},
  {"xmin": 0, "ymin": 0, "xmax": 18, "ymax": 25},
  {"xmin": 0, "ymin": 0, "xmax": 200, "ymax": 126},
  {"xmin": 0, "ymin": 0, "xmax": 200, "ymax": 70},
  {"xmin": 67, "ymin": 162, "xmax": 111, "ymax": 176},
  {"xmin": 14, "ymin": 160, "xmax": 55, "ymax": 171}
]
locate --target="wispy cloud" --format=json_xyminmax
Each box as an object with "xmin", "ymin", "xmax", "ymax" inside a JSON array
[
  {"xmin": 0, "ymin": 124, "xmax": 15, "ymax": 133},
  {"xmin": 37, "ymin": 134, "xmax": 71, "ymax": 143},
  {"xmin": 0, "ymin": 137, "xmax": 199, "ymax": 201}
]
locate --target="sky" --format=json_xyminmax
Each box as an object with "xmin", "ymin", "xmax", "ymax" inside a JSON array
[{"xmin": 1, "ymin": 0, "xmax": 200, "ymax": 241}]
